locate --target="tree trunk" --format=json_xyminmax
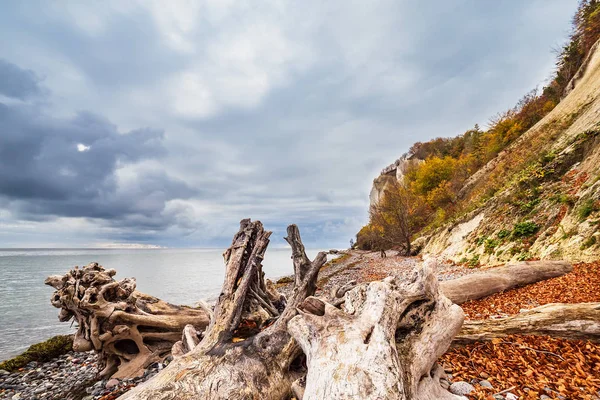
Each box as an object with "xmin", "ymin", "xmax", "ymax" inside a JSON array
[
  {"xmin": 455, "ymin": 302, "xmax": 600, "ymax": 344},
  {"xmin": 118, "ymin": 219, "xmax": 327, "ymax": 400},
  {"xmin": 440, "ymin": 260, "xmax": 572, "ymax": 304},
  {"xmin": 288, "ymin": 260, "xmax": 466, "ymax": 400},
  {"xmin": 46, "ymin": 263, "xmax": 210, "ymax": 379}
]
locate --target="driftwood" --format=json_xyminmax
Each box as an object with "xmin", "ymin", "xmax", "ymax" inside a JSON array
[
  {"xmin": 455, "ymin": 302, "xmax": 600, "ymax": 344},
  {"xmin": 119, "ymin": 219, "xmax": 327, "ymax": 400},
  {"xmin": 45, "ymin": 263, "xmax": 210, "ymax": 378},
  {"xmin": 288, "ymin": 260, "xmax": 466, "ymax": 400},
  {"xmin": 50, "ymin": 222, "xmax": 578, "ymax": 399},
  {"xmin": 440, "ymin": 260, "xmax": 572, "ymax": 304}
]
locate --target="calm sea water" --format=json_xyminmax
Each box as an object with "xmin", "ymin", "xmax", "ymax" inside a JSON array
[{"xmin": 0, "ymin": 247, "xmax": 327, "ymax": 361}]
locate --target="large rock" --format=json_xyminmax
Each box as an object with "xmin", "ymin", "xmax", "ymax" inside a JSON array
[{"xmin": 449, "ymin": 381, "xmax": 475, "ymax": 396}]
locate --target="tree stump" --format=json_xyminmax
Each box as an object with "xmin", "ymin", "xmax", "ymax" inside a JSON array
[
  {"xmin": 119, "ymin": 219, "xmax": 327, "ymax": 400},
  {"xmin": 288, "ymin": 260, "xmax": 466, "ymax": 400},
  {"xmin": 45, "ymin": 263, "xmax": 211, "ymax": 378}
]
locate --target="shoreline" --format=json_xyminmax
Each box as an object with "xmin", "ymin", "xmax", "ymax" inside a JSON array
[{"xmin": 3, "ymin": 253, "xmax": 599, "ymax": 399}]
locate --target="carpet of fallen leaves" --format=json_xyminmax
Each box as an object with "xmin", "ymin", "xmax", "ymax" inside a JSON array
[
  {"xmin": 441, "ymin": 335, "xmax": 600, "ymax": 399},
  {"xmin": 441, "ymin": 262, "xmax": 600, "ymax": 399},
  {"xmin": 460, "ymin": 262, "xmax": 600, "ymax": 319}
]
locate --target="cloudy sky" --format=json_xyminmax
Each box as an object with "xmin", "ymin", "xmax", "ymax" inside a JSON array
[{"xmin": 0, "ymin": 1, "xmax": 577, "ymax": 248}]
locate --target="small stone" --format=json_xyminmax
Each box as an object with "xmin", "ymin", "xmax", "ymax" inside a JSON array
[
  {"xmin": 479, "ymin": 380, "xmax": 493, "ymax": 389},
  {"xmin": 449, "ymin": 381, "xmax": 475, "ymax": 396},
  {"xmin": 106, "ymin": 378, "xmax": 120, "ymax": 389},
  {"xmin": 541, "ymin": 395, "xmax": 551, "ymax": 400},
  {"xmin": 0, "ymin": 369, "xmax": 9, "ymax": 375},
  {"xmin": 505, "ymin": 393, "xmax": 518, "ymax": 400},
  {"xmin": 479, "ymin": 371, "xmax": 489, "ymax": 379}
]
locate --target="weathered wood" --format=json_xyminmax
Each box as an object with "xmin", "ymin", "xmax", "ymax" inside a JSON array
[
  {"xmin": 288, "ymin": 260, "xmax": 466, "ymax": 400},
  {"xmin": 46, "ymin": 263, "xmax": 211, "ymax": 378},
  {"xmin": 440, "ymin": 260, "xmax": 572, "ymax": 304},
  {"xmin": 455, "ymin": 302, "xmax": 600, "ymax": 344},
  {"xmin": 118, "ymin": 220, "xmax": 327, "ymax": 400}
]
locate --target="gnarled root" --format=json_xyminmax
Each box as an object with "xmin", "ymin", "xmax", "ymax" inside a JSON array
[
  {"xmin": 118, "ymin": 220, "xmax": 327, "ymax": 400},
  {"xmin": 288, "ymin": 260, "xmax": 465, "ymax": 400},
  {"xmin": 46, "ymin": 263, "xmax": 211, "ymax": 378}
]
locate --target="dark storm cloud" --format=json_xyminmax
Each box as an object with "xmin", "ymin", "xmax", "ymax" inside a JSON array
[
  {"xmin": 0, "ymin": 0, "xmax": 578, "ymax": 247},
  {"xmin": 0, "ymin": 60, "xmax": 43, "ymax": 100},
  {"xmin": 0, "ymin": 89, "xmax": 196, "ymax": 233}
]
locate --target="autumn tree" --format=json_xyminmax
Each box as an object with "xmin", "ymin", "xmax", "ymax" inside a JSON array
[{"xmin": 369, "ymin": 179, "xmax": 430, "ymax": 255}]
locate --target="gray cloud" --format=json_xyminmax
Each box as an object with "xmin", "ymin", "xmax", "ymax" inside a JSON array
[
  {"xmin": 0, "ymin": 60, "xmax": 43, "ymax": 100},
  {"xmin": 0, "ymin": 0, "xmax": 577, "ymax": 247},
  {"xmin": 0, "ymin": 89, "xmax": 196, "ymax": 237}
]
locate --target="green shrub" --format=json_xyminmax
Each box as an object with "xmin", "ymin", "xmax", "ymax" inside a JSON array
[
  {"xmin": 519, "ymin": 197, "xmax": 541, "ymax": 213},
  {"xmin": 517, "ymin": 252, "xmax": 532, "ymax": 261},
  {"xmin": 578, "ymin": 198, "xmax": 598, "ymax": 220},
  {"xmin": 540, "ymin": 151, "xmax": 556, "ymax": 165},
  {"xmin": 497, "ymin": 229, "xmax": 511, "ymax": 239},
  {"xmin": 484, "ymin": 238, "xmax": 499, "ymax": 254},
  {"xmin": 512, "ymin": 221, "xmax": 539, "ymax": 238},
  {"xmin": 468, "ymin": 254, "xmax": 480, "ymax": 268},
  {"xmin": 581, "ymin": 236, "xmax": 597, "ymax": 250},
  {"xmin": 508, "ymin": 246, "xmax": 521, "ymax": 256},
  {"xmin": 475, "ymin": 236, "xmax": 487, "ymax": 246},
  {"xmin": 0, "ymin": 335, "xmax": 73, "ymax": 372},
  {"xmin": 551, "ymin": 193, "xmax": 575, "ymax": 206}
]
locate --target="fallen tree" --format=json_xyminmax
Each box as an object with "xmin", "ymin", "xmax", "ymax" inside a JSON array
[
  {"xmin": 119, "ymin": 219, "xmax": 327, "ymax": 400},
  {"xmin": 440, "ymin": 260, "xmax": 572, "ymax": 304},
  {"xmin": 289, "ymin": 261, "xmax": 466, "ymax": 400},
  {"xmin": 455, "ymin": 302, "xmax": 600, "ymax": 344},
  {"xmin": 119, "ymin": 223, "xmax": 471, "ymax": 400},
  {"xmin": 45, "ymin": 263, "xmax": 211, "ymax": 378}
]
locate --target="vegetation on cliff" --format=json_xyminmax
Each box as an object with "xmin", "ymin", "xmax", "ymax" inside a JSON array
[{"xmin": 358, "ymin": 0, "xmax": 600, "ymax": 253}]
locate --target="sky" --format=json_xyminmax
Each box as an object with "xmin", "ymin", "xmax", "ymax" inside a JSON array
[{"xmin": 0, "ymin": 0, "xmax": 578, "ymax": 248}]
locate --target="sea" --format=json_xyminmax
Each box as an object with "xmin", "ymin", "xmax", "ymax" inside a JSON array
[{"xmin": 0, "ymin": 247, "xmax": 328, "ymax": 361}]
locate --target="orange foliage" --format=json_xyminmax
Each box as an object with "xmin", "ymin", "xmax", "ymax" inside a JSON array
[
  {"xmin": 460, "ymin": 262, "xmax": 600, "ymax": 319},
  {"xmin": 442, "ymin": 335, "xmax": 600, "ymax": 399}
]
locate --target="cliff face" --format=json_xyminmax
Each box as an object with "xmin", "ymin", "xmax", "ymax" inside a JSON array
[
  {"xmin": 369, "ymin": 157, "xmax": 422, "ymax": 207},
  {"xmin": 370, "ymin": 39, "xmax": 600, "ymax": 264}
]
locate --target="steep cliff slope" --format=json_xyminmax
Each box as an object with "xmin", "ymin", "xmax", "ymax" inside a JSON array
[
  {"xmin": 418, "ymin": 39, "xmax": 600, "ymax": 264},
  {"xmin": 364, "ymin": 2, "xmax": 600, "ymax": 263}
]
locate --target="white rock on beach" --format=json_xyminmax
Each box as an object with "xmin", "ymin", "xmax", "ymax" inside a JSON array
[{"xmin": 449, "ymin": 381, "xmax": 476, "ymax": 395}]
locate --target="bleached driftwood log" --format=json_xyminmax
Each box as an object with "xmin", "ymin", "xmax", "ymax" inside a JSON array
[
  {"xmin": 440, "ymin": 260, "xmax": 572, "ymax": 304},
  {"xmin": 288, "ymin": 260, "xmax": 466, "ymax": 400},
  {"xmin": 455, "ymin": 302, "xmax": 600, "ymax": 343},
  {"xmin": 119, "ymin": 219, "xmax": 327, "ymax": 400},
  {"xmin": 45, "ymin": 263, "xmax": 211, "ymax": 378}
]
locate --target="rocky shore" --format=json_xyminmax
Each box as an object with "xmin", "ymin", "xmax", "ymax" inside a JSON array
[
  {"xmin": 2, "ymin": 253, "xmax": 598, "ymax": 399},
  {"xmin": 0, "ymin": 351, "xmax": 163, "ymax": 400}
]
